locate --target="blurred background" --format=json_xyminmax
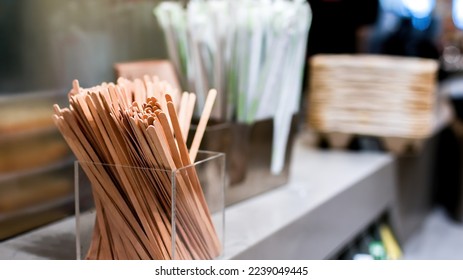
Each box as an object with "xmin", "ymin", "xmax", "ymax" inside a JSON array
[
  {"xmin": 0, "ymin": 0, "xmax": 168, "ymax": 243},
  {"xmin": 1, "ymin": 0, "xmax": 463, "ymax": 260}
]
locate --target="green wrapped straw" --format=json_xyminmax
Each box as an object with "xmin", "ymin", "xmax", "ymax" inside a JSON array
[{"xmin": 154, "ymin": 0, "xmax": 312, "ymax": 174}]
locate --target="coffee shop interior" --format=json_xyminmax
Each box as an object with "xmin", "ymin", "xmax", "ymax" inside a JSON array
[{"xmin": 1, "ymin": 0, "xmax": 463, "ymax": 260}]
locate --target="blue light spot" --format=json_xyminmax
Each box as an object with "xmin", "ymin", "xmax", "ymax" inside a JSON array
[
  {"xmin": 454, "ymin": 0, "xmax": 463, "ymax": 30},
  {"xmin": 380, "ymin": 0, "xmax": 408, "ymax": 16},
  {"xmin": 412, "ymin": 16, "xmax": 432, "ymax": 30}
]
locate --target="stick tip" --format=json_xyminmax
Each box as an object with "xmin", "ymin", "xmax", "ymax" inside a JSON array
[
  {"xmin": 53, "ymin": 104, "xmax": 62, "ymax": 115},
  {"xmin": 71, "ymin": 79, "xmax": 81, "ymax": 95},
  {"xmin": 189, "ymin": 92, "xmax": 197, "ymax": 101},
  {"xmin": 117, "ymin": 77, "xmax": 125, "ymax": 85},
  {"xmin": 208, "ymin": 89, "xmax": 217, "ymax": 99},
  {"xmin": 143, "ymin": 74, "xmax": 152, "ymax": 83}
]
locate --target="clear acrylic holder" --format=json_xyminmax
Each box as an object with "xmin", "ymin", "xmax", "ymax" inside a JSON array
[{"xmin": 75, "ymin": 151, "xmax": 225, "ymax": 260}]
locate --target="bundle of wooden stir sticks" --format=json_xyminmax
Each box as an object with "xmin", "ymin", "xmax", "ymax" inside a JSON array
[{"xmin": 53, "ymin": 76, "xmax": 220, "ymax": 260}]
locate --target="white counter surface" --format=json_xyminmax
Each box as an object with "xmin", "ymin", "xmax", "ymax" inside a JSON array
[{"xmin": 0, "ymin": 136, "xmax": 394, "ymax": 260}]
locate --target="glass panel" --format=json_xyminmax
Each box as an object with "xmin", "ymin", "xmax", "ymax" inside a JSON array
[{"xmin": 75, "ymin": 151, "xmax": 224, "ymax": 260}]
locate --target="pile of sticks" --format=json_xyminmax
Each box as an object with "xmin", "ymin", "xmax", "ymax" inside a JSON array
[{"xmin": 53, "ymin": 76, "xmax": 220, "ymax": 259}]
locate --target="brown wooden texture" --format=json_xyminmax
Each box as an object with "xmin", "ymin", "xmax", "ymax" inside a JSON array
[{"xmin": 53, "ymin": 76, "xmax": 220, "ymax": 259}]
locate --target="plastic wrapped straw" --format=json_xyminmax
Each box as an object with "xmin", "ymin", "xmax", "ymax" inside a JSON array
[{"xmin": 154, "ymin": 0, "xmax": 312, "ymax": 174}]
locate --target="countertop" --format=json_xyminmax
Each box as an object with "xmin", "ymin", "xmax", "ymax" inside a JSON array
[{"xmin": 0, "ymin": 135, "xmax": 394, "ymax": 260}]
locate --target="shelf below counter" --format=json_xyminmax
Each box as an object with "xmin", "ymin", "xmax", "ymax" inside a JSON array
[{"xmin": 0, "ymin": 136, "xmax": 394, "ymax": 260}]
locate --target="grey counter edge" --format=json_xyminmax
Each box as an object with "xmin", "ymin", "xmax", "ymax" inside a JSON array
[{"xmin": 0, "ymin": 139, "xmax": 395, "ymax": 260}]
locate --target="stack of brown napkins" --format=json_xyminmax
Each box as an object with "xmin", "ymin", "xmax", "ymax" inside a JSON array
[{"xmin": 308, "ymin": 54, "xmax": 439, "ymax": 139}]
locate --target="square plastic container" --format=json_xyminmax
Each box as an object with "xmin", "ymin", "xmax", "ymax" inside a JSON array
[{"xmin": 75, "ymin": 151, "xmax": 225, "ymax": 260}]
